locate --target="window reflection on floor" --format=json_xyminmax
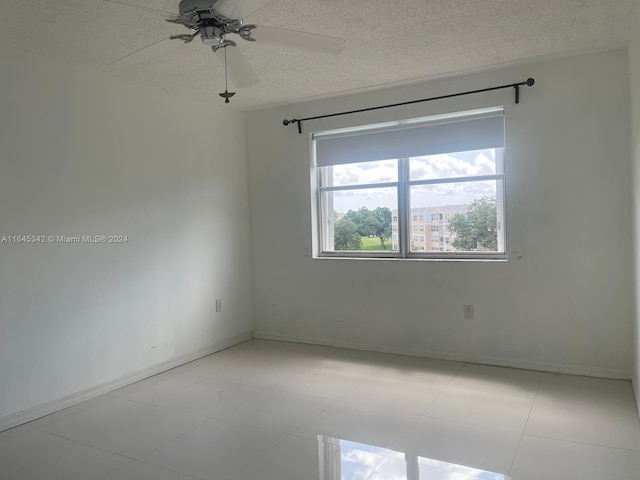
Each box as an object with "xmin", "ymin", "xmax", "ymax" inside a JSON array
[{"xmin": 318, "ymin": 435, "xmax": 510, "ymax": 480}]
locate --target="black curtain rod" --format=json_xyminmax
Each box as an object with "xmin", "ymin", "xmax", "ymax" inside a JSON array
[{"xmin": 283, "ymin": 77, "xmax": 535, "ymax": 134}]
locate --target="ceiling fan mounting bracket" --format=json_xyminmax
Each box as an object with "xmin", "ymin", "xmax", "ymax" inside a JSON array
[{"xmin": 166, "ymin": 1, "xmax": 257, "ymax": 48}]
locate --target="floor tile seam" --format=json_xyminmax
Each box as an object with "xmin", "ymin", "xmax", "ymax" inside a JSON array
[
  {"xmin": 184, "ymin": 375, "xmax": 275, "ymax": 394},
  {"xmin": 271, "ymin": 364, "xmax": 380, "ymax": 403},
  {"xmin": 417, "ymin": 364, "xmax": 465, "ymax": 417},
  {"xmin": 418, "ymin": 409, "xmax": 530, "ymax": 438},
  {"xmin": 293, "ymin": 358, "xmax": 382, "ymax": 375},
  {"xmin": 506, "ymin": 371, "xmax": 555, "ymax": 477},
  {"xmin": 33, "ymin": 398, "xmax": 143, "ymax": 433},
  {"xmin": 372, "ymin": 365, "xmax": 460, "ymax": 388},
  {"xmin": 266, "ymin": 366, "xmax": 368, "ymax": 401},
  {"xmin": 333, "ymin": 367, "xmax": 380, "ymax": 401},
  {"xmin": 138, "ymin": 413, "xmax": 214, "ymax": 454},
  {"xmin": 34, "ymin": 429, "xmax": 157, "ymax": 465},
  {"xmin": 226, "ymin": 431, "xmax": 295, "ymax": 480},
  {"xmin": 277, "ymin": 359, "xmax": 320, "ymax": 379},
  {"xmin": 438, "ymin": 382, "xmax": 541, "ymax": 401},
  {"xmin": 529, "ymin": 394, "xmax": 640, "ymax": 413},
  {"xmin": 288, "ymin": 430, "xmax": 401, "ymax": 454},
  {"xmin": 331, "ymin": 394, "xmax": 433, "ymax": 419},
  {"xmin": 325, "ymin": 353, "xmax": 397, "ymax": 372},
  {"xmin": 415, "ymin": 413, "xmax": 525, "ymax": 434},
  {"xmin": 369, "ymin": 373, "xmax": 465, "ymax": 390},
  {"xmin": 444, "ymin": 384, "xmax": 538, "ymax": 399},
  {"xmin": 189, "ymin": 377, "xmax": 272, "ymax": 396},
  {"xmin": 102, "ymin": 458, "xmax": 206, "ymax": 480},
  {"xmin": 504, "ymin": 422, "xmax": 533, "ymax": 476},
  {"xmin": 284, "ymin": 394, "xmax": 342, "ymax": 438},
  {"xmin": 520, "ymin": 432, "xmax": 640, "ymax": 453},
  {"xmin": 0, "ymin": 424, "xmax": 37, "ymax": 443},
  {"xmin": 202, "ymin": 411, "xmax": 318, "ymax": 437},
  {"xmin": 72, "ymin": 410, "xmax": 212, "ymax": 460},
  {"xmin": 111, "ymin": 396, "xmax": 213, "ymax": 422},
  {"xmin": 40, "ymin": 413, "xmax": 212, "ymax": 464}
]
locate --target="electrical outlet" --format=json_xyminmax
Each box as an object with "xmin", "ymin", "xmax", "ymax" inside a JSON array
[
  {"xmin": 216, "ymin": 299, "xmax": 222, "ymax": 312},
  {"xmin": 464, "ymin": 305, "xmax": 474, "ymax": 320}
]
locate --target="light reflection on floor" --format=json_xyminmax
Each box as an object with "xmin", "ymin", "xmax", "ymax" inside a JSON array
[
  {"xmin": 2, "ymin": 340, "xmax": 638, "ymax": 479},
  {"xmin": 320, "ymin": 436, "xmax": 510, "ymax": 480}
]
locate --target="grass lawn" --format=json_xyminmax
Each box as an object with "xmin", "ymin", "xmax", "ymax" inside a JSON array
[{"xmin": 360, "ymin": 236, "xmax": 393, "ymax": 251}]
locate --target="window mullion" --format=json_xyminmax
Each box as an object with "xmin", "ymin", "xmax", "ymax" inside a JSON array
[
  {"xmin": 398, "ymin": 158, "xmax": 410, "ymax": 258},
  {"xmin": 408, "ymin": 174, "xmax": 504, "ymax": 187},
  {"xmin": 320, "ymin": 181, "xmax": 399, "ymax": 193}
]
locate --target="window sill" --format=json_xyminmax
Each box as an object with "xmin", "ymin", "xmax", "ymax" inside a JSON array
[{"xmin": 314, "ymin": 254, "xmax": 508, "ymax": 262}]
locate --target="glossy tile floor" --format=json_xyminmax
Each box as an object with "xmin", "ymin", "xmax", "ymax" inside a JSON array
[{"xmin": 1, "ymin": 339, "xmax": 639, "ymax": 480}]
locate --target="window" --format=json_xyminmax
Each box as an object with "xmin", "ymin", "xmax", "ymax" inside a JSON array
[
  {"xmin": 312, "ymin": 107, "xmax": 506, "ymax": 259},
  {"xmin": 318, "ymin": 436, "xmax": 510, "ymax": 480}
]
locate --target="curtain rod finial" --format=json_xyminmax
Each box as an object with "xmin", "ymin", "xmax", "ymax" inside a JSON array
[{"xmin": 526, "ymin": 78, "xmax": 535, "ymax": 86}]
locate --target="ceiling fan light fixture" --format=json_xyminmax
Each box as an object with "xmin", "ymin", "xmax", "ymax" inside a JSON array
[{"xmin": 200, "ymin": 25, "xmax": 224, "ymax": 46}]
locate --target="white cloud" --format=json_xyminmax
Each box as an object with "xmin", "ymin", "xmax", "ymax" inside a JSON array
[
  {"xmin": 330, "ymin": 151, "xmax": 497, "ymax": 212},
  {"xmin": 340, "ymin": 448, "xmax": 386, "ymax": 480},
  {"xmin": 333, "ymin": 160, "xmax": 397, "ymax": 186},
  {"xmin": 410, "ymin": 152, "xmax": 495, "ymax": 180}
]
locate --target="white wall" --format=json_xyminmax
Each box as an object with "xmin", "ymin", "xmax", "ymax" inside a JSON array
[
  {"xmin": 247, "ymin": 50, "xmax": 634, "ymax": 379},
  {"xmin": 630, "ymin": 0, "xmax": 640, "ymax": 414},
  {"xmin": 0, "ymin": 46, "xmax": 252, "ymax": 428}
]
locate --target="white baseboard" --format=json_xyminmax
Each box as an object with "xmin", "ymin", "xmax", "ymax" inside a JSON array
[
  {"xmin": 633, "ymin": 377, "xmax": 640, "ymax": 421},
  {"xmin": 0, "ymin": 331, "xmax": 253, "ymax": 433},
  {"xmin": 253, "ymin": 331, "xmax": 630, "ymax": 380}
]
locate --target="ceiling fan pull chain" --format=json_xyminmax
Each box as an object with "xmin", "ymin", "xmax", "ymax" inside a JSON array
[{"xmin": 218, "ymin": 46, "xmax": 236, "ymax": 104}]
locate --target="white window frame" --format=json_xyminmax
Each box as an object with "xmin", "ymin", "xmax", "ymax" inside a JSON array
[{"xmin": 311, "ymin": 107, "xmax": 507, "ymax": 260}]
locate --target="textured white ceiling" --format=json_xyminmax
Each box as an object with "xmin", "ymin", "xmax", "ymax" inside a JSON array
[{"xmin": 0, "ymin": 0, "xmax": 633, "ymax": 110}]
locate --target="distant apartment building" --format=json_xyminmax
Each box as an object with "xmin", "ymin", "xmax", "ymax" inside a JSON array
[{"xmin": 391, "ymin": 205, "xmax": 468, "ymax": 252}]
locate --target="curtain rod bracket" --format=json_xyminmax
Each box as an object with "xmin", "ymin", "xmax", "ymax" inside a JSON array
[
  {"xmin": 282, "ymin": 118, "xmax": 302, "ymax": 133},
  {"xmin": 283, "ymin": 78, "xmax": 535, "ymax": 134}
]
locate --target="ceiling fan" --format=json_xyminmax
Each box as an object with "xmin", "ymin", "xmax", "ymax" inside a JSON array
[{"xmin": 106, "ymin": 0, "xmax": 346, "ymax": 102}]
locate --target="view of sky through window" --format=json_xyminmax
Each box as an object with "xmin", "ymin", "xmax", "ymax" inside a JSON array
[
  {"xmin": 324, "ymin": 437, "xmax": 510, "ymax": 480},
  {"xmin": 331, "ymin": 149, "xmax": 497, "ymax": 213}
]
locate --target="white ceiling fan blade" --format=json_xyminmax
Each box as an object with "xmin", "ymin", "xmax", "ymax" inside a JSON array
[
  {"xmin": 217, "ymin": 46, "xmax": 259, "ymax": 89},
  {"xmin": 215, "ymin": 0, "xmax": 274, "ymax": 20},
  {"xmin": 108, "ymin": 37, "xmax": 179, "ymax": 70},
  {"xmin": 251, "ymin": 26, "xmax": 345, "ymax": 55}
]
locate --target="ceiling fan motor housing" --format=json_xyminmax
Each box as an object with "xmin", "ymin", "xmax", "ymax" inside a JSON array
[{"xmin": 178, "ymin": 0, "xmax": 223, "ymax": 16}]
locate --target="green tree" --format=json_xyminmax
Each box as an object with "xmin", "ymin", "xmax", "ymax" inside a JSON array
[
  {"xmin": 343, "ymin": 206, "xmax": 392, "ymax": 249},
  {"xmin": 334, "ymin": 218, "xmax": 363, "ymax": 250},
  {"xmin": 448, "ymin": 196, "xmax": 497, "ymax": 251}
]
